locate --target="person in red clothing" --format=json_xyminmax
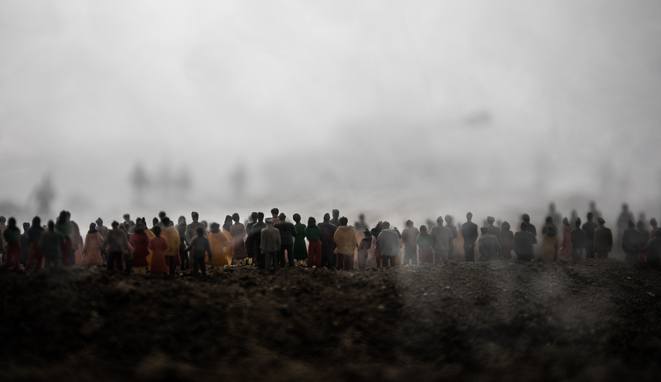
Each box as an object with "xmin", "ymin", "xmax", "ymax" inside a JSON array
[
  {"xmin": 149, "ymin": 226, "xmax": 168, "ymax": 275},
  {"xmin": 130, "ymin": 219, "xmax": 151, "ymax": 273},
  {"xmin": 305, "ymin": 217, "xmax": 322, "ymax": 267}
]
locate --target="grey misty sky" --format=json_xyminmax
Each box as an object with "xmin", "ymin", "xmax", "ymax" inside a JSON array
[{"xmin": 1, "ymin": 0, "xmax": 660, "ymax": 221}]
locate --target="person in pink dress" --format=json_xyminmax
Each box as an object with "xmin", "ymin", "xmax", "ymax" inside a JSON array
[
  {"xmin": 149, "ymin": 226, "xmax": 168, "ymax": 275},
  {"xmin": 82, "ymin": 223, "xmax": 105, "ymax": 267}
]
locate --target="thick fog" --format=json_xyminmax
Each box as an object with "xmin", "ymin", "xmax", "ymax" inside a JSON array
[{"xmin": 1, "ymin": 0, "xmax": 660, "ymax": 226}]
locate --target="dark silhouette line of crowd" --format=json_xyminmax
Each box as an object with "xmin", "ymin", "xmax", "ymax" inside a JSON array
[{"xmin": 1, "ymin": 201, "xmax": 660, "ymax": 275}]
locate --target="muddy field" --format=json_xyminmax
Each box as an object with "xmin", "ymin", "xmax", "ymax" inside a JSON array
[{"xmin": 1, "ymin": 260, "xmax": 661, "ymax": 381}]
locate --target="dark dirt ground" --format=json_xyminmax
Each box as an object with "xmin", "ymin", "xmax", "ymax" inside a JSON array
[{"xmin": 1, "ymin": 260, "xmax": 661, "ymax": 381}]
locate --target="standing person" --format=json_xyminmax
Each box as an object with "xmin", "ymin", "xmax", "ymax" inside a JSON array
[
  {"xmin": 571, "ymin": 218, "xmax": 586, "ymax": 262},
  {"xmin": 333, "ymin": 217, "xmax": 357, "ymax": 270},
  {"xmin": 521, "ymin": 214, "xmax": 538, "ymax": 242},
  {"xmin": 222, "ymin": 216, "xmax": 235, "ymax": 264},
  {"xmin": 148, "ymin": 226, "xmax": 168, "ymax": 275},
  {"xmin": 161, "ymin": 217, "xmax": 181, "ymax": 276},
  {"xmin": 55, "ymin": 211, "xmax": 74, "ymax": 267},
  {"xmin": 275, "ymin": 213, "xmax": 296, "ymax": 267},
  {"xmin": 594, "ymin": 218, "xmax": 613, "ymax": 259},
  {"xmin": 2, "ymin": 218, "xmax": 21, "ymax": 270},
  {"xmin": 499, "ymin": 222, "xmax": 514, "ymax": 259},
  {"xmin": 26, "ymin": 217, "xmax": 45, "ymax": 271},
  {"xmin": 0, "ymin": 216, "xmax": 6, "ymax": 265},
  {"xmin": 318, "ymin": 213, "xmax": 337, "ymax": 268},
  {"xmin": 104, "ymin": 221, "xmax": 131, "ymax": 272},
  {"xmin": 644, "ymin": 230, "xmax": 661, "ymax": 269},
  {"xmin": 330, "ymin": 209, "xmax": 340, "ymax": 227},
  {"xmin": 230, "ymin": 213, "xmax": 248, "ymax": 265},
  {"xmin": 478, "ymin": 227, "xmax": 500, "ymax": 261},
  {"xmin": 19, "ymin": 222, "xmax": 30, "ymax": 267},
  {"xmin": 130, "ymin": 220, "xmax": 150, "ymax": 273},
  {"xmin": 177, "ymin": 216, "xmax": 190, "ymax": 271},
  {"xmin": 270, "ymin": 208, "xmax": 280, "ymax": 225},
  {"xmin": 582, "ymin": 213, "xmax": 597, "ymax": 258},
  {"xmin": 306, "ymin": 217, "xmax": 322, "ymax": 268},
  {"xmin": 376, "ymin": 222, "xmax": 400, "ymax": 267},
  {"xmin": 357, "ymin": 230, "xmax": 372, "ymax": 270},
  {"xmin": 417, "ymin": 225, "xmax": 434, "ymax": 265},
  {"xmin": 541, "ymin": 216, "xmax": 559, "ymax": 262},
  {"xmin": 617, "ymin": 204, "xmax": 635, "ymax": 250},
  {"xmin": 189, "ymin": 227, "xmax": 212, "ymax": 276},
  {"xmin": 185, "ymin": 212, "xmax": 204, "ymax": 244},
  {"xmin": 461, "ymin": 212, "xmax": 478, "ymax": 261},
  {"xmin": 622, "ymin": 220, "xmax": 643, "ymax": 264},
  {"xmin": 208, "ymin": 222, "xmax": 232, "ymax": 268},
  {"xmin": 292, "ymin": 213, "xmax": 308, "ymax": 266},
  {"xmin": 370, "ymin": 222, "xmax": 384, "ymax": 267},
  {"xmin": 261, "ymin": 218, "xmax": 281, "ymax": 272},
  {"xmin": 95, "ymin": 218, "xmax": 109, "ymax": 241},
  {"xmin": 40, "ymin": 221, "xmax": 63, "ymax": 268},
  {"xmin": 431, "ymin": 217, "xmax": 451, "ymax": 264},
  {"xmin": 444, "ymin": 215, "xmax": 457, "ymax": 259},
  {"xmin": 559, "ymin": 218, "xmax": 573, "ymax": 261},
  {"xmin": 248, "ymin": 213, "xmax": 266, "ymax": 268},
  {"xmin": 547, "ymin": 203, "xmax": 562, "ymax": 228},
  {"xmin": 514, "ymin": 223, "xmax": 536, "ymax": 262},
  {"xmin": 81, "ymin": 223, "xmax": 105, "ymax": 267},
  {"xmin": 121, "ymin": 213, "xmax": 136, "ymax": 234},
  {"xmin": 484, "ymin": 216, "xmax": 500, "ymax": 236},
  {"xmin": 401, "ymin": 220, "xmax": 420, "ymax": 266}
]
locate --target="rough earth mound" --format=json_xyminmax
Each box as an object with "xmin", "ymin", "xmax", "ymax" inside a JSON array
[{"xmin": 1, "ymin": 261, "xmax": 661, "ymax": 381}]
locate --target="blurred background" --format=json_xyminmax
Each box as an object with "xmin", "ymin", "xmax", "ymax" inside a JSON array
[{"xmin": 1, "ymin": 0, "xmax": 660, "ymax": 228}]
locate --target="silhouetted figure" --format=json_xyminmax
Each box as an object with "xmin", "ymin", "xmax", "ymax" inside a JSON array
[
  {"xmin": 20, "ymin": 222, "xmax": 30, "ymax": 267},
  {"xmin": 431, "ymin": 217, "xmax": 451, "ymax": 264},
  {"xmin": 514, "ymin": 222, "xmax": 535, "ymax": 262},
  {"xmin": 355, "ymin": 213, "xmax": 369, "ymax": 232},
  {"xmin": 547, "ymin": 203, "xmax": 561, "ymax": 229},
  {"xmin": 541, "ymin": 216, "xmax": 559, "ymax": 262},
  {"xmin": 34, "ymin": 175, "xmax": 55, "ymax": 218},
  {"xmin": 417, "ymin": 225, "xmax": 433, "ymax": 265},
  {"xmin": 499, "ymin": 222, "xmax": 514, "ymax": 259},
  {"xmin": 230, "ymin": 213, "xmax": 247, "ymax": 264},
  {"xmin": 0, "ymin": 216, "xmax": 5, "ymax": 264},
  {"xmin": 357, "ymin": 230, "xmax": 372, "ymax": 270},
  {"xmin": 261, "ymin": 218, "xmax": 281, "ymax": 272},
  {"xmin": 330, "ymin": 209, "xmax": 340, "ymax": 227},
  {"xmin": 130, "ymin": 221, "xmax": 150, "ymax": 272},
  {"xmin": 478, "ymin": 227, "xmax": 500, "ymax": 261},
  {"xmin": 222, "ymin": 216, "xmax": 234, "ymax": 263},
  {"xmin": 569, "ymin": 210, "xmax": 579, "ymax": 228},
  {"xmin": 444, "ymin": 215, "xmax": 457, "ymax": 259},
  {"xmin": 248, "ymin": 213, "xmax": 266, "ymax": 268},
  {"xmin": 292, "ymin": 213, "xmax": 308, "ymax": 265},
  {"xmin": 82, "ymin": 223, "xmax": 104, "ymax": 267},
  {"xmin": 40, "ymin": 220, "xmax": 63, "ymax": 268},
  {"xmin": 130, "ymin": 163, "xmax": 149, "ymax": 206},
  {"xmin": 376, "ymin": 221, "xmax": 400, "ymax": 267},
  {"xmin": 589, "ymin": 201, "xmax": 602, "ymax": 220},
  {"xmin": 149, "ymin": 226, "xmax": 168, "ymax": 275},
  {"xmin": 571, "ymin": 218, "xmax": 586, "ymax": 262},
  {"xmin": 270, "ymin": 208, "xmax": 280, "ymax": 225},
  {"xmin": 559, "ymin": 218, "xmax": 572, "ymax": 261},
  {"xmin": 461, "ymin": 212, "xmax": 478, "ymax": 261},
  {"xmin": 96, "ymin": 218, "xmax": 109, "ymax": 241},
  {"xmin": 370, "ymin": 221, "xmax": 383, "ymax": 267},
  {"xmin": 318, "ymin": 213, "xmax": 337, "ymax": 268},
  {"xmin": 306, "ymin": 217, "xmax": 322, "ymax": 268},
  {"xmin": 651, "ymin": 218, "xmax": 660, "ymax": 236},
  {"xmin": 189, "ymin": 227, "xmax": 211, "ymax": 276},
  {"xmin": 521, "ymin": 214, "xmax": 537, "ymax": 244},
  {"xmin": 594, "ymin": 218, "xmax": 613, "ymax": 259},
  {"xmin": 2, "ymin": 217, "xmax": 21, "ymax": 270},
  {"xmin": 158, "ymin": 211, "xmax": 167, "ymax": 225},
  {"xmin": 484, "ymin": 216, "xmax": 500, "ymax": 236},
  {"xmin": 622, "ymin": 220, "xmax": 644, "ymax": 264},
  {"xmin": 121, "ymin": 213, "xmax": 136, "ymax": 235},
  {"xmin": 185, "ymin": 212, "xmax": 204, "ymax": 244},
  {"xmin": 26, "ymin": 217, "xmax": 44, "ymax": 271},
  {"xmin": 644, "ymin": 230, "xmax": 661, "ymax": 269},
  {"xmin": 401, "ymin": 220, "xmax": 419, "ymax": 266},
  {"xmin": 104, "ymin": 221, "xmax": 130, "ymax": 272},
  {"xmin": 177, "ymin": 216, "xmax": 190, "ymax": 271},
  {"xmin": 275, "ymin": 213, "xmax": 295, "ymax": 267},
  {"xmin": 55, "ymin": 211, "xmax": 75, "ymax": 267},
  {"xmin": 617, "ymin": 204, "xmax": 635, "ymax": 248},
  {"xmin": 582, "ymin": 213, "xmax": 597, "ymax": 258},
  {"xmin": 334, "ymin": 217, "xmax": 356, "ymax": 270}
]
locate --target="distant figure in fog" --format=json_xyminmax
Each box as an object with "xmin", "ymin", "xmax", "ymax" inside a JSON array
[
  {"xmin": 594, "ymin": 218, "xmax": 613, "ymax": 259},
  {"xmin": 622, "ymin": 220, "xmax": 644, "ymax": 264},
  {"xmin": 2, "ymin": 218, "xmax": 21, "ymax": 270},
  {"xmin": 521, "ymin": 214, "xmax": 537, "ymax": 243},
  {"xmin": 26, "ymin": 217, "xmax": 44, "ymax": 271},
  {"xmin": 96, "ymin": 218, "xmax": 109, "ymax": 242},
  {"xmin": 148, "ymin": 226, "xmax": 168, "ymax": 275},
  {"xmin": 582, "ymin": 213, "xmax": 597, "ymax": 258},
  {"xmin": 222, "ymin": 216, "xmax": 234, "ymax": 263},
  {"xmin": 547, "ymin": 203, "xmax": 561, "ymax": 228},
  {"xmin": 357, "ymin": 230, "xmax": 372, "ymax": 270},
  {"xmin": 484, "ymin": 216, "xmax": 500, "ymax": 236},
  {"xmin": 644, "ymin": 230, "xmax": 661, "ymax": 268},
  {"xmin": 650, "ymin": 218, "xmax": 660, "ymax": 236},
  {"xmin": 617, "ymin": 204, "xmax": 635, "ymax": 247},
  {"xmin": 377, "ymin": 221, "xmax": 400, "ymax": 267},
  {"xmin": 189, "ymin": 227, "xmax": 211, "ymax": 276},
  {"xmin": 541, "ymin": 216, "xmax": 559, "ymax": 262},
  {"xmin": 499, "ymin": 222, "xmax": 514, "ymax": 259},
  {"xmin": 276, "ymin": 213, "xmax": 296, "ymax": 267},
  {"xmin": 514, "ymin": 222, "xmax": 535, "ymax": 261},
  {"xmin": 401, "ymin": 220, "xmax": 419, "ymax": 266},
  {"xmin": 569, "ymin": 210, "xmax": 579, "ymax": 228},
  {"xmin": 292, "ymin": 214, "xmax": 308, "ymax": 266},
  {"xmin": 40, "ymin": 220, "xmax": 63, "ymax": 268},
  {"xmin": 461, "ymin": 212, "xmax": 478, "ymax": 261},
  {"xmin": 589, "ymin": 201, "xmax": 602, "ymax": 220},
  {"xmin": 571, "ymin": 218, "xmax": 586, "ymax": 262},
  {"xmin": 478, "ymin": 227, "xmax": 500, "ymax": 261},
  {"xmin": 121, "ymin": 213, "xmax": 136, "ymax": 235},
  {"xmin": 319, "ymin": 214, "xmax": 337, "ymax": 268},
  {"xmin": 306, "ymin": 217, "xmax": 322, "ymax": 268},
  {"xmin": 82, "ymin": 223, "xmax": 104, "ymax": 267},
  {"xmin": 431, "ymin": 217, "xmax": 451, "ymax": 264},
  {"xmin": 261, "ymin": 218, "xmax": 281, "ymax": 272},
  {"xmin": 559, "ymin": 218, "xmax": 573, "ymax": 261},
  {"xmin": 444, "ymin": 215, "xmax": 457, "ymax": 258},
  {"xmin": 230, "ymin": 213, "xmax": 247, "ymax": 265},
  {"xmin": 330, "ymin": 209, "xmax": 340, "ymax": 227},
  {"xmin": 417, "ymin": 225, "xmax": 433, "ymax": 264},
  {"xmin": 333, "ymin": 217, "xmax": 356, "ymax": 270},
  {"xmin": 355, "ymin": 213, "xmax": 369, "ymax": 232}
]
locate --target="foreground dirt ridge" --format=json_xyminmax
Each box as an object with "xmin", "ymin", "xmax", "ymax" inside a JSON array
[{"xmin": 1, "ymin": 261, "xmax": 661, "ymax": 381}]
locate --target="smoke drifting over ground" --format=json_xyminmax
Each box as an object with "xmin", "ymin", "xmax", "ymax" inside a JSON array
[{"xmin": 1, "ymin": 1, "xmax": 660, "ymax": 224}]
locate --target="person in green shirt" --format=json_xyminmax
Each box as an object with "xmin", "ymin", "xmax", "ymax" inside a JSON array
[{"xmin": 305, "ymin": 217, "xmax": 322, "ymax": 267}]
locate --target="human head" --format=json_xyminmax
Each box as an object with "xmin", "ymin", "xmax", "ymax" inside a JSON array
[
  {"xmin": 651, "ymin": 218, "xmax": 658, "ymax": 229},
  {"xmin": 437, "ymin": 216, "xmax": 444, "ymax": 226},
  {"xmin": 323, "ymin": 213, "xmax": 330, "ymax": 222},
  {"xmin": 382, "ymin": 221, "xmax": 391, "ymax": 229},
  {"xmin": 191, "ymin": 211, "xmax": 199, "ymax": 222},
  {"xmin": 257, "ymin": 212, "xmax": 264, "ymax": 221},
  {"xmin": 178, "ymin": 216, "xmax": 186, "ymax": 225},
  {"xmin": 420, "ymin": 225, "xmax": 428, "ymax": 234},
  {"xmin": 486, "ymin": 216, "xmax": 495, "ymax": 225},
  {"xmin": 597, "ymin": 217, "xmax": 605, "ymax": 226},
  {"xmin": 545, "ymin": 216, "xmax": 553, "ymax": 225},
  {"xmin": 339, "ymin": 217, "xmax": 348, "ymax": 226},
  {"xmin": 47, "ymin": 220, "xmax": 55, "ymax": 232},
  {"xmin": 0, "ymin": 216, "xmax": 5, "ymax": 224},
  {"xmin": 587, "ymin": 212, "xmax": 594, "ymax": 222},
  {"xmin": 562, "ymin": 217, "xmax": 569, "ymax": 226},
  {"xmin": 111, "ymin": 221, "xmax": 119, "ymax": 229},
  {"xmin": 406, "ymin": 220, "xmax": 413, "ymax": 228},
  {"xmin": 95, "ymin": 217, "xmax": 103, "ymax": 226},
  {"xmin": 153, "ymin": 225, "xmax": 162, "ymax": 237},
  {"xmin": 265, "ymin": 218, "xmax": 274, "ymax": 226},
  {"xmin": 502, "ymin": 221, "xmax": 510, "ymax": 231},
  {"xmin": 522, "ymin": 214, "xmax": 530, "ymax": 223},
  {"xmin": 293, "ymin": 213, "xmax": 301, "ymax": 223},
  {"xmin": 622, "ymin": 203, "xmax": 629, "ymax": 211},
  {"xmin": 575, "ymin": 218, "xmax": 582, "ymax": 228},
  {"xmin": 358, "ymin": 213, "xmax": 365, "ymax": 222},
  {"xmin": 444, "ymin": 215, "xmax": 453, "ymax": 224},
  {"xmin": 278, "ymin": 213, "xmax": 286, "ymax": 222},
  {"xmin": 232, "ymin": 213, "xmax": 240, "ymax": 223},
  {"xmin": 480, "ymin": 227, "xmax": 487, "ymax": 235},
  {"xmin": 466, "ymin": 212, "xmax": 473, "ymax": 222},
  {"xmin": 22, "ymin": 222, "xmax": 30, "ymax": 232},
  {"xmin": 332, "ymin": 209, "xmax": 340, "ymax": 219},
  {"xmin": 210, "ymin": 222, "xmax": 220, "ymax": 232},
  {"xmin": 158, "ymin": 211, "xmax": 167, "ymax": 221},
  {"xmin": 271, "ymin": 208, "xmax": 279, "ymax": 218},
  {"xmin": 628, "ymin": 220, "xmax": 635, "ymax": 229},
  {"xmin": 308, "ymin": 217, "xmax": 316, "ymax": 227},
  {"xmin": 32, "ymin": 216, "xmax": 41, "ymax": 227},
  {"xmin": 162, "ymin": 217, "xmax": 171, "ymax": 227},
  {"xmin": 152, "ymin": 217, "xmax": 159, "ymax": 227},
  {"xmin": 123, "ymin": 213, "xmax": 130, "ymax": 221},
  {"xmin": 549, "ymin": 202, "xmax": 556, "ymax": 212}
]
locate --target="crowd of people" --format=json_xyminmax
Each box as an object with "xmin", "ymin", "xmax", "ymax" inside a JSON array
[{"xmin": 1, "ymin": 202, "xmax": 660, "ymax": 275}]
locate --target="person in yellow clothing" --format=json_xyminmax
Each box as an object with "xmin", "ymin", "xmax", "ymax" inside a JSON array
[
  {"xmin": 208, "ymin": 222, "xmax": 231, "ymax": 267},
  {"xmin": 160, "ymin": 217, "xmax": 181, "ymax": 275},
  {"xmin": 222, "ymin": 216, "xmax": 234, "ymax": 264}
]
